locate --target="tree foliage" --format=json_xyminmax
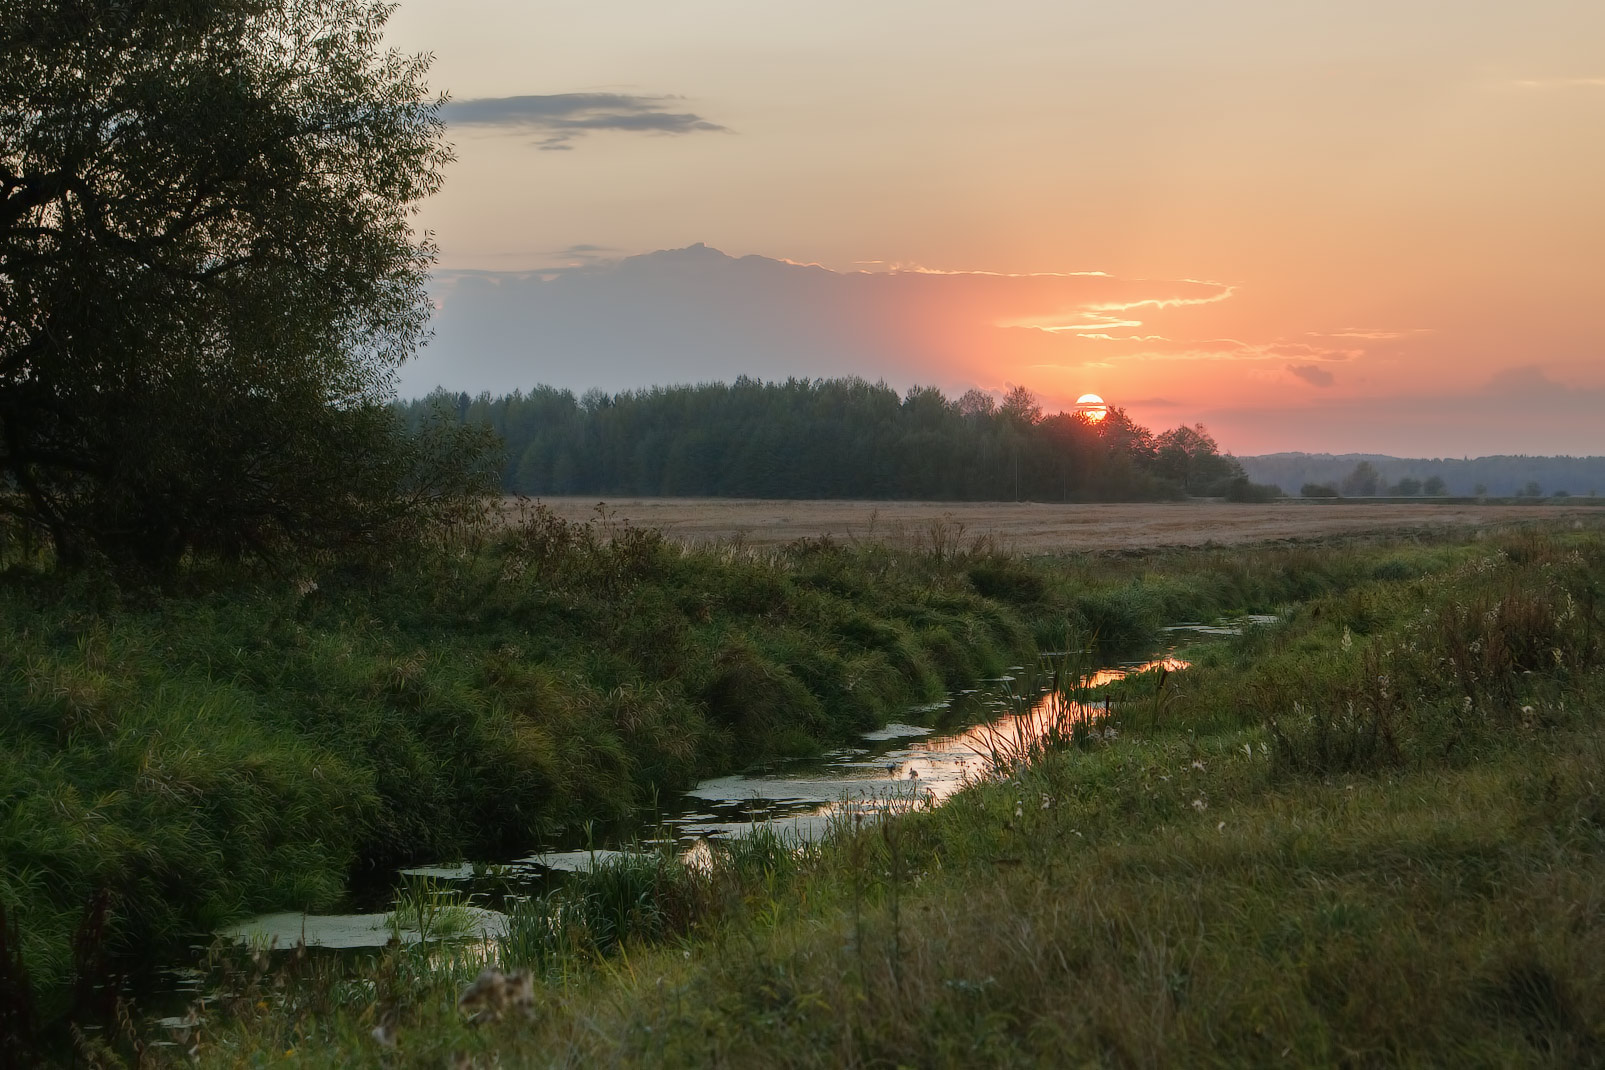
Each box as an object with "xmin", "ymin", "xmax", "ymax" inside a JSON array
[
  {"xmin": 1243, "ymin": 455, "xmax": 1605, "ymax": 499},
  {"xmin": 0, "ymin": 0, "xmax": 485, "ymax": 568},
  {"xmin": 403, "ymin": 378, "xmax": 1249, "ymax": 502},
  {"xmin": 1341, "ymin": 461, "xmax": 1381, "ymax": 498}
]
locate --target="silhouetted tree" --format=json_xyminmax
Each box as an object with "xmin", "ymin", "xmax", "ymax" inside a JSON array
[
  {"xmin": 404, "ymin": 379, "xmax": 1245, "ymax": 502},
  {"xmin": 1, "ymin": 0, "xmax": 488, "ymax": 569}
]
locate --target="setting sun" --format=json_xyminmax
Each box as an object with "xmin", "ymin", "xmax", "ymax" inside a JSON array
[{"xmin": 1075, "ymin": 393, "xmax": 1108, "ymax": 423}]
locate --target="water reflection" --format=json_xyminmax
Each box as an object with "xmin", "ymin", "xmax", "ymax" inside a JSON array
[
  {"xmin": 638, "ymin": 653, "xmax": 1185, "ymax": 849},
  {"xmin": 220, "ymin": 648, "xmax": 1198, "ymax": 948}
]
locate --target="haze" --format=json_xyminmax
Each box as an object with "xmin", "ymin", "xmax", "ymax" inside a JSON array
[{"xmin": 386, "ymin": 1, "xmax": 1605, "ymax": 457}]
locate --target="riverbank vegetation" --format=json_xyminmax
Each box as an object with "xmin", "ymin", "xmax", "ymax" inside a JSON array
[
  {"xmin": 122, "ymin": 519, "xmax": 1602, "ymax": 1068},
  {"xmin": 5, "ymin": 516, "xmax": 1601, "ymax": 1065}
]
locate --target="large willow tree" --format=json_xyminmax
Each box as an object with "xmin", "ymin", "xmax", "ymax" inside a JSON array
[{"xmin": 0, "ymin": 0, "xmax": 489, "ymax": 568}]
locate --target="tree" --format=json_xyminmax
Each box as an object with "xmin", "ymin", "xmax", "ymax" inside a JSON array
[
  {"xmin": 1391, "ymin": 477, "xmax": 1422, "ymax": 496},
  {"xmin": 1341, "ymin": 461, "xmax": 1381, "ymax": 497},
  {"xmin": 1301, "ymin": 483, "xmax": 1339, "ymax": 498},
  {"xmin": 1, "ymin": 0, "xmax": 478, "ymax": 568},
  {"xmin": 956, "ymin": 388, "xmax": 996, "ymax": 419},
  {"xmin": 999, "ymin": 385, "xmax": 1042, "ymax": 425},
  {"xmin": 1423, "ymin": 475, "xmax": 1448, "ymax": 496},
  {"xmin": 1154, "ymin": 424, "xmax": 1241, "ymax": 495}
]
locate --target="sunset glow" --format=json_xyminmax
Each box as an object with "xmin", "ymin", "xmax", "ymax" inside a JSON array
[
  {"xmin": 385, "ymin": 1, "xmax": 1605, "ymax": 457},
  {"xmin": 1075, "ymin": 394, "xmax": 1109, "ymax": 423}
]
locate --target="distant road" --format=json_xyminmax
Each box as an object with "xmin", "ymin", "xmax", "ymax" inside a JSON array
[{"xmin": 509, "ymin": 498, "xmax": 1604, "ymax": 553}]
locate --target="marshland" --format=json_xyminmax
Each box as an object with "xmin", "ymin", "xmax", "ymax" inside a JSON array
[{"xmin": 3, "ymin": 511, "xmax": 1603, "ymax": 1066}]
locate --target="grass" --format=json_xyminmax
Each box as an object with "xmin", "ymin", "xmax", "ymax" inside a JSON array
[
  {"xmin": 2, "ymin": 510, "xmax": 1600, "ymax": 1064},
  {"xmin": 119, "ymin": 521, "xmax": 1604, "ymax": 1068},
  {"xmin": 385, "ymin": 880, "xmax": 480, "ymax": 944}
]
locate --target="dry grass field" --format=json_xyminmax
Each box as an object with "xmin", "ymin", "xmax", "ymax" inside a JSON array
[{"xmin": 516, "ymin": 497, "xmax": 1603, "ymax": 552}]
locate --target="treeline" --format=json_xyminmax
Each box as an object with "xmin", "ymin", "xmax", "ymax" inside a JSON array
[
  {"xmin": 399, "ymin": 379, "xmax": 1258, "ymax": 502},
  {"xmin": 1242, "ymin": 453, "xmax": 1605, "ymax": 498}
]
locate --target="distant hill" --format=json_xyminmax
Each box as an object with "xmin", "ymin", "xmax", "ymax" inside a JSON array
[{"xmin": 1240, "ymin": 453, "xmax": 1605, "ymax": 498}]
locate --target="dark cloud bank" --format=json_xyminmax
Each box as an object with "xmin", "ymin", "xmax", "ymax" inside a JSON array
[{"xmin": 401, "ymin": 244, "xmax": 1228, "ymax": 398}]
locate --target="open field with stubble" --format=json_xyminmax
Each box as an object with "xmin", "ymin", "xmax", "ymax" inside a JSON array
[{"xmin": 522, "ymin": 496, "xmax": 1604, "ymax": 551}]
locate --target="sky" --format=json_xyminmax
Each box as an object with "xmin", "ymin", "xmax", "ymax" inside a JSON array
[{"xmin": 384, "ymin": 1, "xmax": 1605, "ymax": 457}]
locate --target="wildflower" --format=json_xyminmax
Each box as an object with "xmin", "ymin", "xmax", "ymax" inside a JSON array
[
  {"xmin": 1217, "ymin": 821, "xmax": 1226, "ymax": 833},
  {"xmin": 1191, "ymin": 759, "xmax": 1205, "ymax": 771},
  {"xmin": 1192, "ymin": 797, "xmax": 1207, "ymax": 811},
  {"xmin": 1341, "ymin": 626, "xmax": 1353, "ymax": 652}
]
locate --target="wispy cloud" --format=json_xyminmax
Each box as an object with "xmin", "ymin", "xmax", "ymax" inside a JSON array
[
  {"xmin": 550, "ymin": 243, "xmax": 622, "ymax": 264},
  {"xmin": 1313, "ymin": 327, "xmax": 1434, "ymax": 341},
  {"xmin": 1036, "ymin": 336, "xmax": 1362, "ymax": 364},
  {"xmin": 442, "ymin": 93, "xmax": 727, "ymax": 150},
  {"xmin": 1509, "ymin": 76, "xmax": 1605, "ymax": 90},
  {"xmin": 1288, "ymin": 363, "xmax": 1335, "ymax": 388}
]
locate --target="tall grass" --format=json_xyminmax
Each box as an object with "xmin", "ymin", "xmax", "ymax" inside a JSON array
[
  {"xmin": 48, "ymin": 523, "xmax": 1594, "ymax": 1065},
  {"xmin": 3, "ymin": 508, "xmax": 1586, "ymax": 1059}
]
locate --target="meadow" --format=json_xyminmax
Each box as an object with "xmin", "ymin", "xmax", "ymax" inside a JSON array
[{"xmin": 3, "ymin": 510, "xmax": 1601, "ymax": 1066}]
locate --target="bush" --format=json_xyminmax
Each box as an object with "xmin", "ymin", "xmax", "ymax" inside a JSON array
[{"xmin": 1225, "ymin": 478, "xmax": 1283, "ymax": 503}]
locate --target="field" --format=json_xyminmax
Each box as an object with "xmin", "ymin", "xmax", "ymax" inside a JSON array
[{"xmin": 524, "ymin": 497, "xmax": 1603, "ymax": 551}]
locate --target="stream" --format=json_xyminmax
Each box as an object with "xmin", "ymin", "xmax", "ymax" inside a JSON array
[{"xmin": 153, "ymin": 615, "xmax": 1273, "ymax": 1018}]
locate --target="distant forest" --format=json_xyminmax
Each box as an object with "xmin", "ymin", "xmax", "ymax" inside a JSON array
[
  {"xmin": 400, "ymin": 379, "xmax": 1259, "ymax": 502},
  {"xmin": 1241, "ymin": 454, "xmax": 1605, "ymax": 498}
]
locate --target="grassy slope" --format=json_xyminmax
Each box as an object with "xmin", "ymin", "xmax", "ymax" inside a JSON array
[
  {"xmin": 1, "ymin": 508, "xmax": 1423, "ymax": 1021},
  {"xmin": 166, "ymin": 525, "xmax": 1605, "ymax": 1067}
]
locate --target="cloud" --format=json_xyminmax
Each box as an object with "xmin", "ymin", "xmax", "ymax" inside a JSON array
[
  {"xmin": 401, "ymin": 244, "xmax": 1243, "ymax": 398},
  {"xmin": 1198, "ymin": 370, "xmax": 1605, "ymax": 457},
  {"xmin": 1509, "ymin": 77, "xmax": 1605, "ymax": 90},
  {"xmin": 442, "ymin": 93, "xmax": 727, "ymax": 149},
  {"xmin": 1482, "ymin": 363, "xmax": 1566, "ymax": 396},
  {"xmin": 551, "ymin": 243, "xmax": 621, "ymax": 264},
  {"xmin": 1008, "ymin": 332, "xmax": 1363, "ymax": 365},
  {"xmin": 1314, "ymin": 328, "xmax": 1434, "ymax": 341},
  {"xmin": 1288, "ymin": 363, "xmax": 1335, "ymax": 388}
]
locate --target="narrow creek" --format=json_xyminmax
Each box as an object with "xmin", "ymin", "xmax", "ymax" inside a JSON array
[{"xmin": 153, "ymin": 615, "xmax": 1274, "ymax": 1017}]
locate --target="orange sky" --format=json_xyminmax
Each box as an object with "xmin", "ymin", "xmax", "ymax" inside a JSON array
[{"xmin": 386, "ymin": 1, "xmax": 1605, "ymax": 456}]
